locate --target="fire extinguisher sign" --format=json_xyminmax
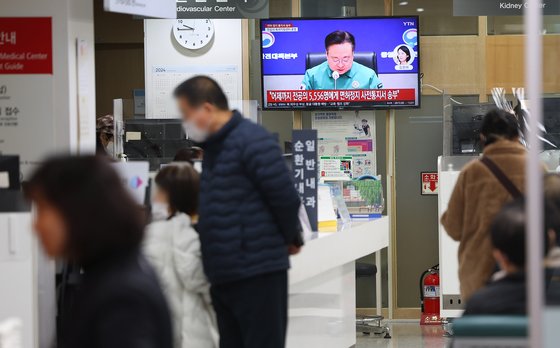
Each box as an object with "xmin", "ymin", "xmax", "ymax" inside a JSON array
[
  {"xmin": 424, "ymin": 285, "xmax": 440, "ymax": 298},
  {"xmin": 421, "ymin": 172, "xmax": 439, "ymax": 195}
]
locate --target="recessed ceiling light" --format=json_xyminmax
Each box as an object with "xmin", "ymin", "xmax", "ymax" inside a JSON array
[
  {"xmin": 399, "ymin": 1, "xmax": 409, "ymax": 5},
  {"xmin": 416, "ymin": 7, "xmax": 425, "ymax": 12}
]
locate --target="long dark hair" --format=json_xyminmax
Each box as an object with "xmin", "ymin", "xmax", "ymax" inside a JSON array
[{"xmin": 25, "ymin": 156, "xmax": 145, "ymax": 265}]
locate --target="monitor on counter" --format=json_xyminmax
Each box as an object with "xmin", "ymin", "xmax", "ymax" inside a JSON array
[{"xmin": 260, "ymin": 16, "xmax": 420, "ymax": 110}]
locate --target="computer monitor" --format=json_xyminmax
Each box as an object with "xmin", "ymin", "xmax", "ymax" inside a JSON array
[
  {"xmin": 451, "ymin": 104, "xmax": 496, "ymax": 155},
  {"xmin": 0, "ymin": 155, "xmax": 20, "ymax": 190},
  {"xmin": 124, "ymin": 119, "xmax": 193, "ymax": 171}
]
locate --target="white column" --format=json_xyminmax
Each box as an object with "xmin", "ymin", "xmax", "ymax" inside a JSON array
[{"xmin": 525, "ymin": 0, "xmax": 544, "ymax": 347}]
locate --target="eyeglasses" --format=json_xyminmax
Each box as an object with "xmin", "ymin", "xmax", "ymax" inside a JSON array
[{"xmin": 329, "ymin": 57, "xmax": 352, "ymax": 64}]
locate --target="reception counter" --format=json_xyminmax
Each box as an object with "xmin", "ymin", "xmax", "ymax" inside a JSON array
[{"xmin": 287, "ymin": 217, "xmax": 390, "ymax": 348}]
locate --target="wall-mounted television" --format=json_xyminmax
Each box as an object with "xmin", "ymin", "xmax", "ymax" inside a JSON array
[{"xmin": 260, "ymin": 16, "xmax": 420, "ymax": 110}]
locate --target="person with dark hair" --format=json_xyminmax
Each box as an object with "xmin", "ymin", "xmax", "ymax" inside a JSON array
[
  {"xmin": 396, "ymin": 45, "xmax": 411, "ymax": 65},
  {"xmin": 95, "ymin": 115, "xmax": 114, "ymax": 157},
  {"xmin": 300, "ymin": 30, "xmax": 383, "ymax": 90},
  {"xmin": 441, "ymin": 109, "xmax": 527, "ymax": 301},
  {"xmin": 464, "ymin": 199, "xmax": 556, "ymax": 315},
  {"xmin": 144, "ymin": 163, "xmax": 218, "ymax": 348},
  {"xmin": 174, "ymin": 76, "xmax": 302, "ymax": 348},
  {"xmin": 173, "ymin": 146, "xmax": 204, "ymax": 166},
  {"xmin": 25, "ymin": 156, "xmax": 173, "ymax": 348}
]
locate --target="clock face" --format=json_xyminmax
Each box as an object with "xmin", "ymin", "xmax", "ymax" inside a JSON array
[{"xmin": 173, "ymin": 19, "xmax": 215, "ymax": 50}]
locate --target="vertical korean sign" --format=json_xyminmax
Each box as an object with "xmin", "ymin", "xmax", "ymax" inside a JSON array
[
  {"xmin": 293, "ymin": 130, "xmax": 318, "ymax": 231},
  {"xmin": 0, "ymin": 18, "xmax": 54, "ymax": 177}
]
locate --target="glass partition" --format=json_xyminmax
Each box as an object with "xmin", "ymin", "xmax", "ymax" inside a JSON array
[
  {"xmin": 488, "ymin": 15, "xmax": 560, "ymax": 35},
  {"xmin": 393, "ymin": 0, "xmax": 478, "ymax": 36}
]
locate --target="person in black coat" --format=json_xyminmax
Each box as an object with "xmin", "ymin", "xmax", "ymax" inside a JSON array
[
  {"xmin": 175, "ymin": 76, "xmax": 302, "ymax": 348},
  {"xmin": 464, "ymin": 199, "xmax": 556, "ymax": 315},
  {"xmin": 25, "ymin": 156, "xmax": 173, "ymax": 348}
]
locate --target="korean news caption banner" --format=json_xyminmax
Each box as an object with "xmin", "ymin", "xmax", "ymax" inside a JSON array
[
  {"xmin": 293, "ymin": 130, "xmax": 318, "ymax": 231},
  {"xmin": 454, "ymin": 0, "xmax": 560, "ymax": 16},
  {"xmin": 0, "ymin": 18, "xmax": 52, "ymax": 74},
  {"xmin": 177, "ymin": 0, "xmax": 269, "ymax": 18}
]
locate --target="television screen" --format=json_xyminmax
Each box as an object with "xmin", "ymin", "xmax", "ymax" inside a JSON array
[{"xmin": 260, "ymin": 17, "xmax": 420, "ymax": 110}]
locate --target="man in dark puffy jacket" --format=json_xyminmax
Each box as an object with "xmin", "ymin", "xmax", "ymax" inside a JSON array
[{"xmin": 174, "ymin": 76, "xmax": 303, "ymax": 348}]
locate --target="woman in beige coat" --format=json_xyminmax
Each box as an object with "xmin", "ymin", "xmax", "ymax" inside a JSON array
[{"xmin": 441, "ymin": 109, "xmax": 526, "ymax": 302}]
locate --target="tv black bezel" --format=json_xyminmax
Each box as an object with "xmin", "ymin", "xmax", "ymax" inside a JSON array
[{"xmin": 259, "ymin": 15, "xmax": 422, "ymax": 111}]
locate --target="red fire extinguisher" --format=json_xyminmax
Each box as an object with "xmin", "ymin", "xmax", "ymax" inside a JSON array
[{"xmin": 420, "ymin": 265, "xmax": 442, "ymax": 325}]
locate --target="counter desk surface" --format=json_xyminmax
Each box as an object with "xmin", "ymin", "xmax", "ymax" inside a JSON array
[{"xmin": 287, "ymin": 217, "xmax": 390, "ymax": 348}]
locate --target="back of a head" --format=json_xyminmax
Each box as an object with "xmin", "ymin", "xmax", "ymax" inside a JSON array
[
  {"xmin": 155, "ymin": 163, "xmax": 200, "ymax": 216},
  {"xmin": 26, "ymin": 156, "xmax": 145, "ymax": 264},
  {"xmin": 173, "ymin": 76, "xmax": 229, "ymax": 111},
  {"xmin": 479, "ymin": 109, "xmax": 520, "ymax": 146},
  {"xmin": 491, "ymin": 199, "xmax": 553, "ymax": 268},
  {"xmin": 173, "ymin": 148, "xmax": 195, "ymax": 164},
  {"xmin": 491, "ymin": 200, "xmax": 527, "ymax": 268}
]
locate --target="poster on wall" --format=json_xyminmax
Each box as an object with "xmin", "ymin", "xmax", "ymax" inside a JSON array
[
  {"xmin": 76, "ymin": 39, "xmax": 95, "ymax": 154},
  {"xmin": 0, "ymin": 18, "xmax": 54, "ymax": 178},
  {"xmin": 177, "ymin": 0, "xmax": 269, "ymax": 19},
  {"xmin": 148, "ymin": 65, "xmax": 240, "ymax": 118},
  {"xmin": 312, "ymin": 111, "xmax": 376, "ymax": 180},
  {"xmin": 0, "ymin": 17, "xmax": 52, "ymax": 74}
]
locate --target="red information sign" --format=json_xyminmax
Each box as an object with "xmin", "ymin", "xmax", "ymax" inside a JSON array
[
  {"xmin": 421, "ymin": 172, "xmax": 439, "ymax": 195},
  {"xmin": 0, "ymin": 17, "xmax": 52, "ymax": 74}
]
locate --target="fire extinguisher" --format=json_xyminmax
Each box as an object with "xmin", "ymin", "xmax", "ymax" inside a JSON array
[{"xmin": 420, "ymin": 264, "xmax": 441, "ymax": 325}]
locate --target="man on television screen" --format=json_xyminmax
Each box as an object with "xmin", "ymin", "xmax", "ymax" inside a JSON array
[{"xmin": 300, "ymin": 30, "xmax": 383, "ymax": 91}]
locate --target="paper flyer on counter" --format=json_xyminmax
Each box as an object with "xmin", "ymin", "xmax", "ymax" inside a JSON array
[{"xmin": 312, "ymin": 111, "xmax": 376, "ymax": 179}]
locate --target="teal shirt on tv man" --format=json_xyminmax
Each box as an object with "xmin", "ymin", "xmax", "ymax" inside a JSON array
[{"xmin": 300, "ymin": 30, "xmax": 383, "ymax": 91}]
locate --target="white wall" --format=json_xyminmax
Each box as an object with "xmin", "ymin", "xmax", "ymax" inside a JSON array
[
  {"xmin": 0, "ymin": 1, "xmax": 96, "ymax": 347},
  {"xmin": 144, "ymin": 19, "xmax": 244, "ymax": 118},
  {"xmin": 0, "ymin": 0, "xmax": 96, "ymax": 177}
]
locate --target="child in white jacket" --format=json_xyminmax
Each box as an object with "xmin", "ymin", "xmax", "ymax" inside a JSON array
[{"xmin": 144, "ymin": 163, "xmax": 218, "ymax": 348}]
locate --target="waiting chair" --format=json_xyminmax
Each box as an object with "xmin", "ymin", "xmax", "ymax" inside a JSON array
[
  {"xmin": 305, "ymin": 52, "xmax": 378, "ymax": 74},
  {"xmin": 355, "ymin": 262, "xmax": 391, "ymax": 339}
]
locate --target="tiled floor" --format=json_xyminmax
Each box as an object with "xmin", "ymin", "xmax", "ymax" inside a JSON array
[{"xmin": 356, "ymin": 321, "xmax": 450, "ymax": 348}]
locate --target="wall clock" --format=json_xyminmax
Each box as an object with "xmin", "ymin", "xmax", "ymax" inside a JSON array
[{"xmin": 173, "ymin": 19, "xmax": 214, "ymax": 50}]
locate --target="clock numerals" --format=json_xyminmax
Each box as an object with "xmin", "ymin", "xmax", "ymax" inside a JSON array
[{"xmin": 174, "ymin": 19, "xmax": 214, "ymax": 50}]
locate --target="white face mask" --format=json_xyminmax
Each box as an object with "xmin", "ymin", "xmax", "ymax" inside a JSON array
[
  {"xmin": 151, "ymin": 202, "xmax": 170, "ymax": 222},
  {"xmin": 183, "ymin": 120, "xmax": 209, "ymax": 143},
  {"xmin": 183, "ymin": 109, "xmax": 213, "ymax": 143}
]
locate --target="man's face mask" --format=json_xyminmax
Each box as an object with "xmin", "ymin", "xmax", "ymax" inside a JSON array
[{"xmin": 183, "ymin": 108, "xmax": 212, "ymax": 143}]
